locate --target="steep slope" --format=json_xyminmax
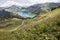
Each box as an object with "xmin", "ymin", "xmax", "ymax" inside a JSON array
[
  {"xmin": 14, "ymin": 8, "xmax": 60, "ymax": 40},
  {"xmin": 16, "ymin": 8, "xmax": 60, "ymax": 31},
  {"xmin": 0, "ymin": 8, "xmax": 60, "ymax": 40}
]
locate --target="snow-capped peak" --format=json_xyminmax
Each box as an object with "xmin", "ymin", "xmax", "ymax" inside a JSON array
[{"xmin": 0, "ymin": 1, "xmax": 32, "ymax": 7}]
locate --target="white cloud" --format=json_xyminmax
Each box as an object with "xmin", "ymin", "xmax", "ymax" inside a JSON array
[
  {"xmin": 0, "ymin": 0, "xmax": 60, "ymax": 7},
  {"xmin": 29, "ymin": 0, "xmax": 60, "ymax": 4},
  {"xmin": 45, "ymin": 0, "xmax": 60, "ymax": 3},
  {"xmin": 0, "ymin": 1, "xmax": 19, "ymax": 7},
  {"xmin": 0, "ymin": 1, "xmax": 33, "ymax": 7}
]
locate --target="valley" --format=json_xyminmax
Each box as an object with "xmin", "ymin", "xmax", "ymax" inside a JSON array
[
  {"xmin": 0, "ymin": 7, "xmax": 60, "ymax": 40},
  {"xmin": 0, "ymin": 2, "xmax": 60, "ymax": 40}
]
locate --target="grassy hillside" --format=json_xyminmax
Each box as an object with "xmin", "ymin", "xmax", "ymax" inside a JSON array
[
  {"xmin": 0, "ymin": 18, "xmax": 23, "ymax": 30},
  {"xmin": 0, "ymin": 8, "xmax": 60, "ymax": 40}
]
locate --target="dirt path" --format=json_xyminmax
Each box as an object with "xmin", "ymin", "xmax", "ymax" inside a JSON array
[
  {"xmin": 0, "ymin": 20, "xmax": 26, "ymax": 32},
  {"xmin": 9, "ymin": 20, "xmax": 25, "ymax": 32},
  {"xmin": 0, "ymin": 13, "xmax": 59, "ymax": 32},
  {"xmin": 16, "ymin": 17, "xmax": 49, "ymax": 31},
  {"xmin": 14, "ymin": 13, "xmax": 59, "ymax": 31},
  {"xmin": 0, "ymin": 16, "xmax": 48, "ymax": 32}
]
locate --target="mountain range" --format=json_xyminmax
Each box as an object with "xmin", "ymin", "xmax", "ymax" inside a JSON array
[
  {"xmin": 0, "ymin": 2, "xmax": 60, "ymax": 13},
  {"xmin": 0, "ymin": 2, "xmax": 60, "ymax": 19}
]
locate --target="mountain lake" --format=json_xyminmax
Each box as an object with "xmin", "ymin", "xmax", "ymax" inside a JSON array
[{"xmin": 17, "ymin": 12, "xmax": 37, "ymax": 18}]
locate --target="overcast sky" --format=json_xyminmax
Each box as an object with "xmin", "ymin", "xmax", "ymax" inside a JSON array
[
  {"xmin": 0, "ymin": 0, "xmax": 60, "ymax": 4},
  {"xmin": 0, "ymin": 0, "xmax": 60, "ymax": 7}
]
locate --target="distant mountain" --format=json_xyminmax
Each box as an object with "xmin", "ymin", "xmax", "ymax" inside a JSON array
[
  {"xmin": 48, "ymin": 3, "xmax": 60, "ymax": 8},
  {"xmin": 26, "ymin": 4, "xmax": 41, "ymax": 14},
  {"xmin": 0, "ymin": 2, "xmax": 60, "ymax": 14},
  {"xmin": 0, "ymin": 1, "xmax": 29, "ymax": 12},
  {"xmin": 0, "ymin": 10, "xmax": 24, "ymax": 19},
  {"xmin": 4, "ymin": 5, "xmax": 22, "ymax": 12},
  {"xmin": 0, "ymin": 5, "xmax": 27, "ymax": 13},
  {"xmin": 0, "ymin": 10, "xmax": 13, "ymax": 18},
  {"xmin": 26, "ymin": 3, "xmax": 60, "ymax": 14},
  {"xmin": 0, "ymin": 2, "xmax": 60, "ymax": 19}
]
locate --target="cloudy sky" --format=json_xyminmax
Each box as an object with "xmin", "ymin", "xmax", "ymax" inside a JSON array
[{"xmin": 0, "ymin": 0, "xmax": 60, "ymax": 7}]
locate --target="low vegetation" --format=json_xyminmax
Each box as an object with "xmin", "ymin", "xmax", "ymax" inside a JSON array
[
  {"xmin": 0, "ymin": 18, "xmax": 23, "ymax": 30},
  {"xmin": 0, "ymin": 8, "xmax": 60, "ymax": 40}
]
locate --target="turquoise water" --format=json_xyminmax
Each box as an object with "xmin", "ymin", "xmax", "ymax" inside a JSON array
[{"xmin": 17, "ymin": 12, "xmax": 37, "ymax": 18}]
